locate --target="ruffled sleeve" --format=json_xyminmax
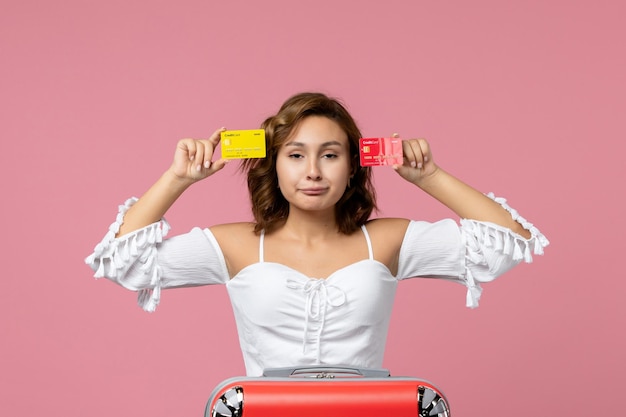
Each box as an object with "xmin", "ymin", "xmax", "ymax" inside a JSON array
[
  {"xmin": 396, "ymin": 193, "xmax": 549, "ymax": 308},
  {"xmin": 84, "ymin": 197, "xmax": 230, "ymax": 312}
]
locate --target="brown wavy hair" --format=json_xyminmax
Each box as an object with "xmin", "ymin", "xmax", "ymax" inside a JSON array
[{"xmin": 241, "ymin": 92, "xmax": 377, "ymax": 234}]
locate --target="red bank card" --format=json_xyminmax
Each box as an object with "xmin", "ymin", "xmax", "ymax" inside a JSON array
[{"xmin": 359, "ymin": 137, "xmax": 403, "ymax": 167}]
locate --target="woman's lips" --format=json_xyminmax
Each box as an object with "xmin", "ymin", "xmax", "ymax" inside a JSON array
[{"xmin": 300, "ymin": 187, "xmax": 327, "ymax": 195}]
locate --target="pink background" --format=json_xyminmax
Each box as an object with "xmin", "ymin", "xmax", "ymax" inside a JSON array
[{"xmin": 2, "ymin": 1, "xmax": 624, "ymax": 416}]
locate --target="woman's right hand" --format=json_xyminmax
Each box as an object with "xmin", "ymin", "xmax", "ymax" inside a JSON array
[{"xmin": 169, "ymin": 127, "xmax": 229, "ymax": 184}]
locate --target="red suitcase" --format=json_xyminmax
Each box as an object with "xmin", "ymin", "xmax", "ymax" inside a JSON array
[{"xmin": 205, "ymin": 366, "xmax": 450, "ymax": 417}]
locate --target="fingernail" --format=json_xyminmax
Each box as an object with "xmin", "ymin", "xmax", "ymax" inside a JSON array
[
  {"xmin": 417, "ymin": 162, "xmax": 423, "ymax": 169},
  {"xmin": 411, "ymin": 161, "xmax": 417, "ymax": 168},
  {"xmin": 190, "ymin": 155, "xmax": 195, "ymax": 161},
  {"xmin": 204, "ymin": 161, "xmax": 210, "ymax": 168},
  {"xmin": 196, "ymin": 164, "xmax": 202, "ymax": 171},
  {"xmin": 424, "ymin": 156, "xmax": 429, "ymax": 162}
]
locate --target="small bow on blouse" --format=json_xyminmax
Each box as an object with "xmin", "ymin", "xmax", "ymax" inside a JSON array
[{"xmin": 286, "ymin": 278, "xmax": 347, "ymax": 360}]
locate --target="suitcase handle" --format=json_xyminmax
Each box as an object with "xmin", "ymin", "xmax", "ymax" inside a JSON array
[{"xmin": 262, "ymin": 365, "xmax": 391, "ymax": 378}]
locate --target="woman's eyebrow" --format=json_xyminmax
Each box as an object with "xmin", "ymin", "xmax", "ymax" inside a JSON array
[
  {"xmin": 284, "ymin": 140, "xmax": 343, "ymax": 147},
  {"xmin": 321, "ymin": 140, "xmax": 343, "ymax": 147}
]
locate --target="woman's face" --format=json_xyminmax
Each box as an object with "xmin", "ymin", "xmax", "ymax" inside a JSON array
[{"xmin": 276, "ymin": 116, "xmax": 352, "ymax": 215}]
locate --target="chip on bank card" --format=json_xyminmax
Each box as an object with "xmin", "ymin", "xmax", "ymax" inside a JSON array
[
  {"xmin": 359, "ymin": 137, "xmax": 403, "ymax": 167},
  {"xmin": 221, "ymin": 129, "xmax": 266, "ymax": 159}
]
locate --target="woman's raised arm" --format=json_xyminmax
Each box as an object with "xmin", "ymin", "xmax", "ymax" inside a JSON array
[
  {"xmin": 394, "ymin": 138, "xmax": 531, "ymax": 238},
  {"xmin": 117, "ymin": 127, "xmax": 229, "ymax": 237}
]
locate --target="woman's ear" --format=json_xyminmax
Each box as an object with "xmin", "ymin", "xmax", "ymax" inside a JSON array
[{"xmin": 351, "ymin": 154, "xmax": 359, "ymax": 177}]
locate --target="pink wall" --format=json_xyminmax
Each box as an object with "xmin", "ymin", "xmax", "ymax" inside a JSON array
[{"xmin": 2, "ymin": 1, "xmax": 624, "ymax": 416}]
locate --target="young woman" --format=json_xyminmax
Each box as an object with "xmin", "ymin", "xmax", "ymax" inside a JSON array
[{"xmin": 85, "ymin": 92, "xmax": 548, "ymax": 376}]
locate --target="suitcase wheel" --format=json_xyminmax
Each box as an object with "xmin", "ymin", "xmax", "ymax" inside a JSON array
[
  {"xmin": 418, "ymin": 385, "xmax": 450, "ymax": 417},
  {"xmin": 211, "ymin": 386, "xmax": 243, "ymax": 417}
]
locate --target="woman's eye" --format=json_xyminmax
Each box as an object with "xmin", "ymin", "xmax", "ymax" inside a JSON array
[
  {"xmin": 323, "ymin": 153, "xmax": 338, "ymax": 159},
  {"xmin": 289, "ymin": 153, "xmax": 304, "ymax": 159}
]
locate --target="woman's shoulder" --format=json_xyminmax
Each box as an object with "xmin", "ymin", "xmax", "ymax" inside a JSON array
[
  {"xmin": 208, "ymin": 222, "xmax": 260, "ymax": 277},
  {"xmin": 363, "ymin": 218, "xmax": 411, "ymax": 271},
  {"xmin": 209, "ymin": 221, "xmax": 257, "ymax": 235},
  {"xmin": 208, "ymin": 222, "xmax": 260, "ymax": 249},
  {"xmin": 365, "ymin": 217, "xmax": 411, "ymax": 236}
]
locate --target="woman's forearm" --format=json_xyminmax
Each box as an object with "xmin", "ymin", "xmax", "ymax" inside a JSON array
[
  {"xmin": 416, "ymin": 168, "xmax": 532, "ymax": 238},
  {"xmin": 116, "ymin": 170, "xmax": 192, "ymax": 237}
]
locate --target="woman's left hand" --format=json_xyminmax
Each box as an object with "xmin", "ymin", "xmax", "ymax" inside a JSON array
[{"xmin": 393, "ymin": 137, "xmax": 439, "ymax": 185}]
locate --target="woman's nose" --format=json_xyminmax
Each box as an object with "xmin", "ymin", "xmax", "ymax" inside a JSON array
[{"xmin": 307, "ymin": 161, "xmax": 322, "ymax": 180}]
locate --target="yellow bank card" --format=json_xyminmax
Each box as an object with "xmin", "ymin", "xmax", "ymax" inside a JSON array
[{"xmin": 220, "ymin": 129, "xmax": 267, "ymax": 159}]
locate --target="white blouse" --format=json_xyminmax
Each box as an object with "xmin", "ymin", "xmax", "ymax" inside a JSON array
[{"xmin": 85, "ymin": 194, "xmax": 548, "ymax": 376}]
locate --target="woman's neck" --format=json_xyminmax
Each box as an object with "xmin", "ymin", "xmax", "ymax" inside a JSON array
[{"xmin": 279, "ymin": 207, "xmax": 340, "ymax": 241}]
